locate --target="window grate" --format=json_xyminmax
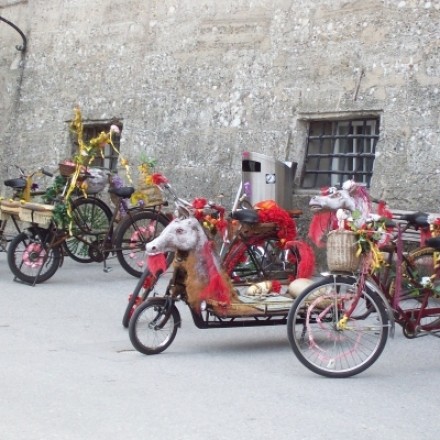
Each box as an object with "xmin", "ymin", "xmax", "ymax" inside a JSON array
[{"xmin": 300, "ymin": 118, "xmax": 379, "ymax": 189}]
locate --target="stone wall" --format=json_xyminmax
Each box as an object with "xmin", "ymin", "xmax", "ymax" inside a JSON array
[{"xmin": 1, "ymin": 0, "xmax": 440, "ymax": 216}]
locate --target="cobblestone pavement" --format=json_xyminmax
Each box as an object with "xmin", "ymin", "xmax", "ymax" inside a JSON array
[{"xmin": 1, "ymin": 251, "xmax": 440, "ymax": 440}]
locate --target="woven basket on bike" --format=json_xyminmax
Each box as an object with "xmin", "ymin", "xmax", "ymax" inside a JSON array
[
  {"xmin": 0, "ymin": 200, "xmax": 21, "ymax": 219},
  {"xmin": 18, "ymin": 202, "xmax": 54, "ymax": 228},
  {"xmin": 326, "ymin": 230, "xmax": 360, "ymax": 272}
]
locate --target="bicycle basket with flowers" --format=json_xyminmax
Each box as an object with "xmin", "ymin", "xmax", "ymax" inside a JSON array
[{"xmin": 327, "ymin": 208, "xmax": 394, "ymax": 273}]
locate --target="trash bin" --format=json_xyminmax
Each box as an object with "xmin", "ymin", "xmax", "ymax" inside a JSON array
[{"xmin": 241, "ymin": 152, "xmax": 297, "ymax": 210}]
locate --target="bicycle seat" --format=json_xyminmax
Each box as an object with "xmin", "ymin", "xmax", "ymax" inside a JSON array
[
  {"xmin": 425, "ymin": 237, "xmax": 440, "ymax": 251},
  {"xmin": 108, "ymin": 186, "xmax": 135, "ymax": 199},
  {"xmin": 4, "ymin": 178, "xmax": 26, "ymax": 189},
  {"xmin": 230, "ymin": 209, "xmax": 259, "ymax": 224},
  {"xmin": 399, "ymin": 211, "xmax": 429, "ymax": 229}
]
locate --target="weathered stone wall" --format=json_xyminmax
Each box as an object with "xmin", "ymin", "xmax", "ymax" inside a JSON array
[{"xmin": 1, "ymin": 0, "xmax": 440, "ymax": 217}]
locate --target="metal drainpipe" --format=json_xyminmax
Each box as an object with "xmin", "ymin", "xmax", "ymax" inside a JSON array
[{"xmin": 0, "ymin": 15, "xmax": 27, "ymax": 52}]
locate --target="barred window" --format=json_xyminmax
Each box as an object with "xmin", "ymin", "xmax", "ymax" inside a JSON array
[
  {"xmin": 71, "ymin": 119, "xmax": 123, "ymax": 171},
  {"xmin": 300, "ymin": 118, "xmax": 379, "ymax": 189}
]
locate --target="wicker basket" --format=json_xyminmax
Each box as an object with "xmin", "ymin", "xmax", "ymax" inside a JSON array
[
  {"xmin": 133, "ymin": 184, "xmax": 164, "ymax": 207},
  {"xmin": 326, "ymin": 230, "xmax": 360, "ymax": 272},
  {"xmin": 19, "ymin": 203, "xmax": 54, "ymax": 227},
  {"xmin": 0, "ymin": 200, "xmax": 21, "ymax": 216}
]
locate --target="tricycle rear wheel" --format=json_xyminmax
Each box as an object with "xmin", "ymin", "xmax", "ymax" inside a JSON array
[{"xmin": 129, "ymin": 297, "xmax": 180, "ymax": 355}]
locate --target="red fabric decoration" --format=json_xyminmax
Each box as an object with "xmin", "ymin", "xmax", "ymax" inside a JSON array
[
  {"xmin": 308, "ymin": 211, "xmax": 336, "ymax": 247},
  {"xmin": 420, "ymin": 228, "xmax": 431, "ymax": 247},
  {"xmin": 199, "ymin": 241, "xmax": 231, "ymax": 305},
  {"xmin": 271, "ymin": 280, "xmax": 282, "ymax": 294},
  {"xmin": 146, "ymin": 253, "xmax": 167, "ymax": 277},
  {"xmin": 285, "ymin": 240, "xmax": 316, "ymax": 279},
  {"xmin": 192, "ymin": 198, "xmax": 207, "ymax": 220},
  {"xmin": 377, "ymin": 200, "xmax": 393, "ymax": 219},
  {"xmin": 142, "ymin": 274, "xmax": 155, "ymax": 289},
  {"xmin": 215, "ymin": 217, "xmax": 227, "ymax": 235},
  {"xmin": 254, "ymin": 200, "xmax": 297, "ymax": 246}
]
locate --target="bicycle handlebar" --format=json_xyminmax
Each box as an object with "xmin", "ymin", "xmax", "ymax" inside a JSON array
[
  {"xmin": 40, "ymin": 168, "xmax": 53, "ymax": 178},
  {"xmin": 11, "ymin": 164, "xmax": 54, "ymax": 179},
  {"xmin": 157, "ymin": 180, "xmax": 225, "ymax": 219}
]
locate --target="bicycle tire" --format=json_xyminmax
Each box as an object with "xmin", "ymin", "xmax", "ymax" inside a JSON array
[
  {"xmin": 114, "ymin": 210, "xmax": 171, "ymax": 278},
  {"xmin": 7, "ymin": 228, "xmax": 61, "ymax": 284},
  {"xmin": 287, "ymin": 275, "xmax": 389, "ymax": 378},
  {"xmin": 129, "ymin": 297, "xmax": 180, "ymax": 355},
  {"xmin": 63, "ymin": 197, "xmax": 113, "ymax": 263}
]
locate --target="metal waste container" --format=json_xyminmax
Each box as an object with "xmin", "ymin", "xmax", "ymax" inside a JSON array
[{"xmin": 241, "ymin": 152, "xmax": 297, "ymax": 210}]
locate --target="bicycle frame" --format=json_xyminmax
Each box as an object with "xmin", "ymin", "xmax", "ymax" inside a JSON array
[{"xmin": 334, "ymin": 223, "xmax": 440, "ymax": 339}]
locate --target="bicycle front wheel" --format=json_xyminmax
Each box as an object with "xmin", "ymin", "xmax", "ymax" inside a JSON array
[
  {"xmin": 287, "ymin": 275, "xmax": 389, "ymax": 378},
  {"xmin": 63, "ymin": 197, "xmax": 113, "ymax": 263},
  {"xmin": 129, "ymin": 297, "xmax": 180, "ymax": 355},
  {"xmin": 7, "ymin": 229, "xmax": 61, "ymax": 284},
  {"xmin": 114, "ymin": 210, "xmax": 171, "ymax": 277}
]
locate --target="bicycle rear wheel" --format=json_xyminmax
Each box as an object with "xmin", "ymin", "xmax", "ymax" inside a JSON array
[
  {"xmin": 63, "ymin": 197, "xmax": 113, "ymax": 263},
  {"xmin": 222, "ymin": 237, "xmax": 312, "ymax": 284},
  {"xmin": 287, "ymin": 275, "xmax": 389, "ymax": 378},
  {"xmin": 390, "ymin": 246, "xmax": 440, "ymax": 330},
  {"xmin": 114, "ymin": 210, "xmax": 171, "ymax": 277}
]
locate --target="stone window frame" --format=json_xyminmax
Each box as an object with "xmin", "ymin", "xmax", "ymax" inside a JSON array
[
  {"xmin": 299, "ymin": 114, "xmax": 380, "ymax": 189},
  {"xmin": 70, "ymin": 119, "xmax": 123, "ymax": 171}
]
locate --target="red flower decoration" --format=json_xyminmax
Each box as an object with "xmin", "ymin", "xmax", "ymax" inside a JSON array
[{"xmin": 151, "ymin": 173, "xmax": 168, "ymax": 185}]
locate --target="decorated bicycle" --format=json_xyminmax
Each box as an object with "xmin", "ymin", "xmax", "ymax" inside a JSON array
[
  {"xmin": 6, "ymin": 108, "xmax": 171, "ymax": 285},
  {"xmin": 287, "ymin": 184, "xmax": 440, "ymax": 378},
  {"xmin": 127, "ymin": 179, "xmax": 316, "ymax": 354}
]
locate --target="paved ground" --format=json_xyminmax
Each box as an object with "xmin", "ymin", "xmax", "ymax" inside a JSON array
[{"xmin": 1, "ymin": 251, "xmax": 440, "ymax": 440}]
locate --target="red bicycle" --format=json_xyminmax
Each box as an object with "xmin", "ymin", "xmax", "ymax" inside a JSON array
[{"xmin": 121, "ymin": 176, "xmax": 316, "ymax": 328}]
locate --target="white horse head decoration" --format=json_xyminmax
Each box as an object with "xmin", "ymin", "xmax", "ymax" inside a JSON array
[
  {"xmin": 309, "ymin": 179, "xmax": 371, "ymax": 217},
  {"xmin": 146, "ymin": 215, "xmax": 234, "ymax": 312},
  {"xmin": 308, "ymin": 179, "xmax": 373, "ymax": 246},
  {"xmin": 146, "ymin": 216, "xmax": 208, "ymax": 255}
]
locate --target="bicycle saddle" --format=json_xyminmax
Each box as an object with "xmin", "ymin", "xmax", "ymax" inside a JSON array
[
  {"xmin": 108, "ymin": 186, "xmax": 135, "ymax": 199},
  {"xmin": 399, "ymin": 211, "xmax": 429, "ymax": 229},
  {"xmin": 4, "ymin": 178, "xmax": 26, "ymax": 189},
  {"xmin": 425, "ymin": 237, "xmax": 440, "ymax": 251},
  {"xmin": 230, "ymin": 209, "xmax": 259, "ymax": 224}
]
